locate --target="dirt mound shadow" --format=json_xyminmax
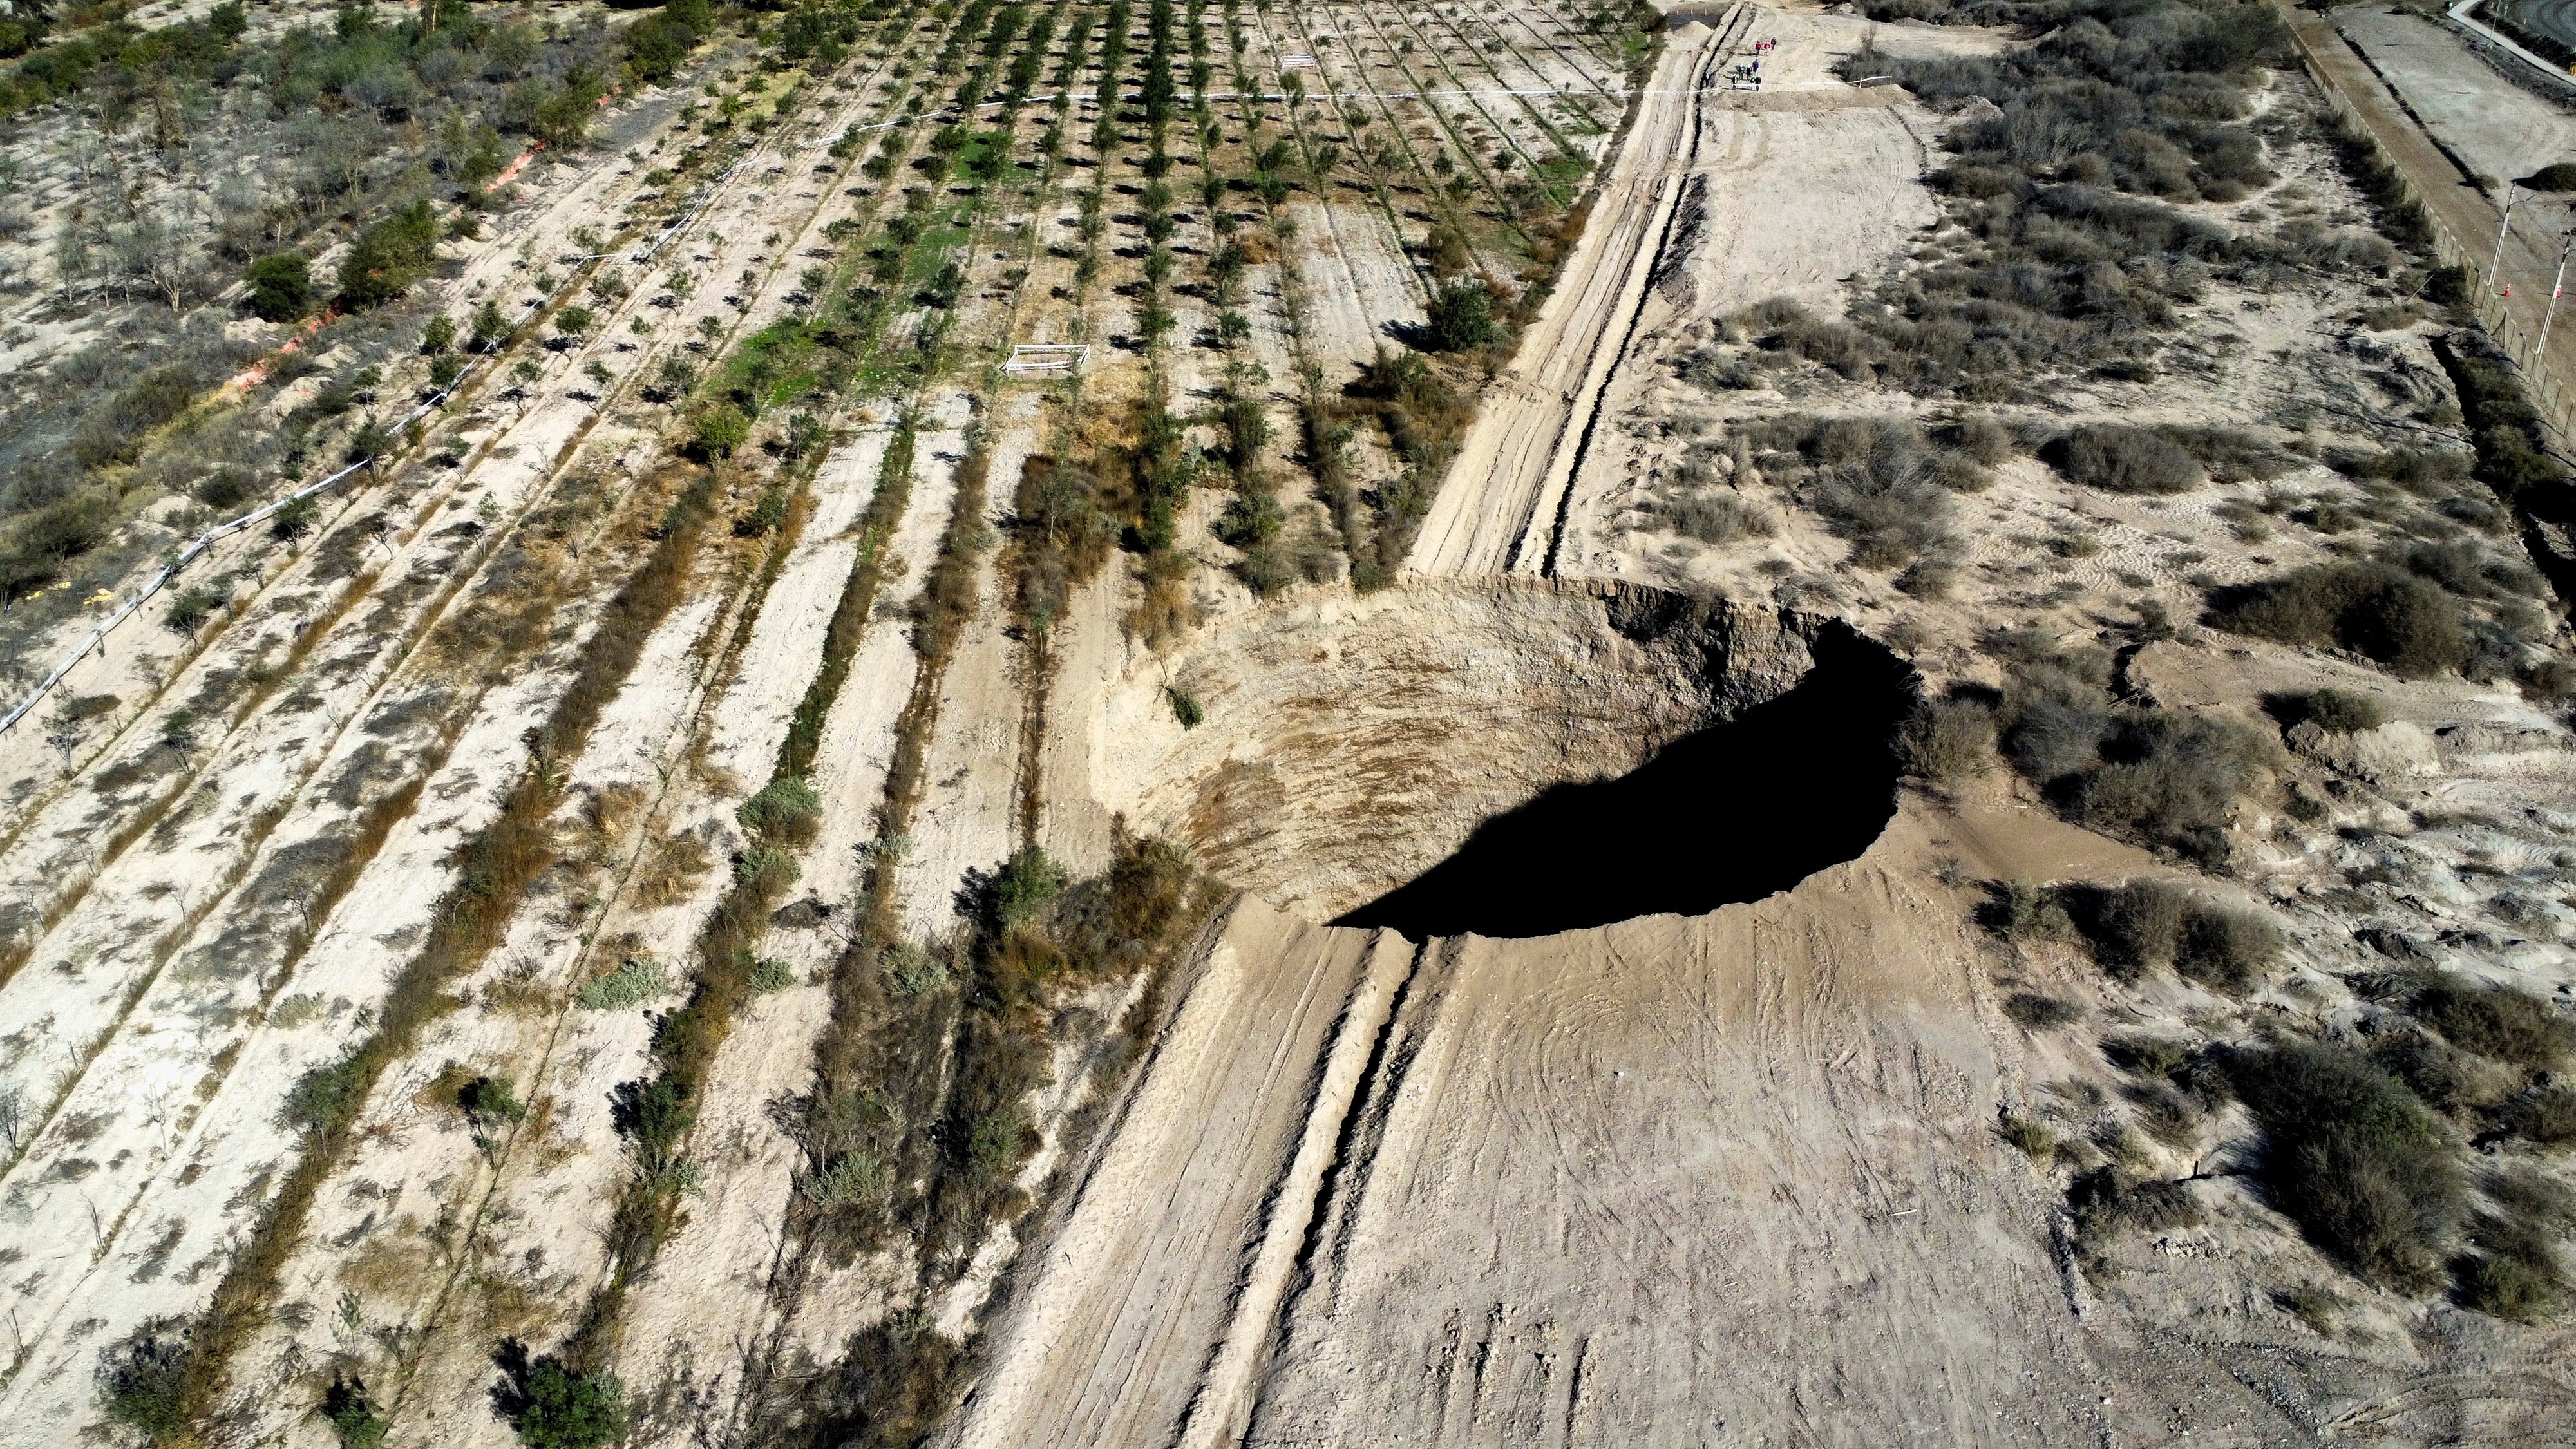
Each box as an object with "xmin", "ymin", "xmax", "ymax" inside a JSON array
[{"xmin": 1335, "ymin": 623, "xmax": 1909, "ymax": 938}]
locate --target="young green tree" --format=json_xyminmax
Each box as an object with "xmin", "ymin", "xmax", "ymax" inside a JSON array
[
  {"xmin": 244, "ymin": 252, "xmax": 314, "ymax": 322},
  {"xmin": 1425, "ymin": 278, "xmax": 1501, "ymax": 352}
]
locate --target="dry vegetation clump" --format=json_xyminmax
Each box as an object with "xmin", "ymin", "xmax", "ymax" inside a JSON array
[
  {"xmin": 2059, "ymin": 878, "xmax": 2282, "ymax": 993},
  {"xmin": 2208, "ymin": 559, "xmax": 2476, "ymax": 679},
  {"xmin": 2227, "ymin": 1040, "xmax": 2463, "ymax": 1291},
  {"xmin": 770, "ymin": 831, "xmax": 1215, "ymax": 1446},
  {"xmin": 1823, "ymin": 2, "xmax": 2364, "ymax": 389},
  {"xmin": 2040, "ymin": 424, "xmax": 2203, "ymax": 495},
  {"xmin": 1971, "ymin": 634, "xmax": 2275, "ymax": 867},
  {"xmin": 1724, "ymin": 413, "xmax": 1997, "ymax": 574},
  {"xmin": 2067, "ymin": 1164, "xmax": 2204, "ymax": 1274},
  {"xmin": 0, "ymin": 0, "xmax": 639, "ymax": 619},
  {"xmin": 1896, "ymin": 693, "xmax": 1996, "ymax": 785},
  {"xmin": 1343, "ymin": 346, "xmax": 1477, "ymax": 574},
  {"xmin": 2261, "ymin": 687, "xmax": 2385, "ymax": 736}
]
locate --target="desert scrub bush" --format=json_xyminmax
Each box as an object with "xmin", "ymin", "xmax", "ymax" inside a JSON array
[
  {"xmin": 2000, "ymin": 1112, "xmax": 2056, "ymax": 1157},
  {"xmin": 1979, "ymin": 878, "xmax": 2076, "ymax": 945},
  {"xmin": 815, "ymin": 1150, "xmax": 893, "ymax": 1208},
  {"xmin": 737, "ymin": 775, "xmax": 822, "ymax": 840},
  {"xmin": 458, "ymin": 1075, "xmax": 528, "ymax": 1124},
  {"xmin": 2458, "ymin": 1166, "xmax": 2576, "ymax": 1320},
  {"xmin": 2436, "ymin": 335, "xmax": 2571, "ymax": 505},
  {"xmin": 1649, "ymin": 489, "xmax": 1774, "ymax": 545},
  {"xmin": 322, "ymin": 1374, "xmax": 389, "ymax": 1448},
  {"xmin": 96, "ymin": 1320, "xmax": 196, "ymax": 1437},
  {"xmin": 1752, "ymin": 414, "xmax": 1957, "ymax": 567},
  {"xmin": 164, "ymin": 583, "xmax": 224, "ymax": 634},
  {"xmin": 2105, "ymin": 1034, "xmax": 2231, "ymax": 1132},
  {"xmin": 282, "ymin": 1048, "xmax": 368, "ymax": 1134},
  {"xmin": 577, "ymin": 955, "xmax": 670, "ymax": 1011},
  {"xmin": 2372, "ymin": 1027, "xmax": 2517, "ymax": 1122},
  {"xmin": 2501, "ymin": 1081, "xmax": 2576, "ymax": 1146},
  {"xmin": 2042, "ymin": 424, "xmax": 2202, "ymax": 495},
  {"xmin": 2263, "ymin": 688, "xmax": 2385, "ymax": 735},
  {"xmin": 496, "ymin": 1350, "xmax": 628, "ymax": 1449},
  {"xmin": 1730, "ymin": 297, "xmax": 1875, "ymax": 379},
  {"xmin": 1989, "ymin": 634, "xmax": 2270, "ymax": 864},
  {"xmin": 750, "ymin": 958, "xmax": 797, "ymax": 994},
  {"xmin": 1897, "ymin": 695, "xmax": 1994, "ymax": 784},
  {"xmin": 2067, "ymin": 1165, "xmax": 2203, "ymax": 1273},
  {"xmin": 2396, "ymin": 971, "xmax": 2576, "ymax": 1072},
  {"xmin": 878, "ymin": 940, "xmax": 951, "ymax": 998},
  {"xmin": 2228, "ymin": 1041, "xmax": 2463, "ymax": 1290},
  {"xmin": 2052, "ymin": 880, "xmax": 2281, "ymax": 991},
  {"xmin": 2003, "ymin": 992, "xmax": 2080, "ymax": 1029},
  {"xmin": 2210, "ymin": 562, "xmax": 2468, "ymax": 677},
  {"xmin": 2052, "ymin": 711, "xmax": 2265, "ymax": 866},
  {"xmin": 1167, "ymin": 687, "xmax": 1202, "ymax": 728}
]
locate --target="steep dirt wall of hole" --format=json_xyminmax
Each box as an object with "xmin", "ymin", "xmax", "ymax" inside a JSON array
[{"xmin": 1086, "ymin": 578, "xmax": 1908, "ymax": 929}]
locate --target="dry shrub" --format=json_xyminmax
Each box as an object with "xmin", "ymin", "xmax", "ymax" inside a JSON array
[
  {"xmin": 636, "ymin": 827, "xmax": 714, "ymax": 907},
  {"xmin": 2374, "ymin": 1028, "xmax": 2517, "ymax": 1119},
  {"xmin": 1897, "ymin": 696, "xmax": 1994, "ymax": 784},
  {"xmin": 1980, "ymin": 878, "xmax": 2076, "ymax": 944},
  {"xmin": 1122, "ymin": 548, "xmax": 1193, "ymax": 650},
  {"xmin": 575, "ymin": 782, "xmax": 647, "ymax": 863},
  {"xmin": 2208, "ymin": 562, "xmax": 2469, "ymax": 678},
  {"xmin": 2262, "ymin": 688, "xmax": 2385, "ymax": 735},
  {"xmin": 2501, "ymin": 1082, "xmax": 2576, "ymax": 1145},
  {"xmin": 2068, "ymin": 1166, "xmax": 2203, "ymax": 1274},
  {"xmin": 2228, "ymin": 1041, "xmax": 2463, "ymax": 1291},
  {"xmin": 2403, "ymin": 971, "xmax": 2576, "ymax": 1071},
  {"xmin": 1732, "ymin": 296, "xmax": 1876, "ymax": 379},
  {"xmin": 2067, "ymin": 878, "xmax": 2280, "ymax": 992},
  {"xmin": 2043, "ymin": 424, "xmax": 2203, "ymax": 494},
  {"xmin": 1652, "ymin": 489, "xmax": 1774, "ymax": 545},
  {"xmin": 2004, "ymin": 992, "xmax": 2080, "ymax": 1029}
]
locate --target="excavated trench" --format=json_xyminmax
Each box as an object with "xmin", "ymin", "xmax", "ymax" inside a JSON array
[{"xmin": 1088, "ymin": 578, "xmax": 1911, "ymax": 936}]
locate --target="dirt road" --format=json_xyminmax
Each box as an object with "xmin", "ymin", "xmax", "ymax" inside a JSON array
[
  {"xmin": 1406, "ymin": 12, "xmax": 1741, "ymax": 577},
  {"xmin": 2288, "ymin": 3, "xmax": 2576, "ymax": 433},
  {"xmin": 945, "ymin": 800, "xmax": 2364, "ymax": 1448}
]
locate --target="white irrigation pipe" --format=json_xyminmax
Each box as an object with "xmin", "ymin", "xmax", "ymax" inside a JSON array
[{"xmin": 0, "ymin": 290, "xmax": 555, "ymax": 739}]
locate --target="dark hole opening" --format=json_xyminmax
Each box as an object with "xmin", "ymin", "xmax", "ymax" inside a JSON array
[{"xmin": 1333, "ymin": 625, "xmax": 1913, "ymax": 939}]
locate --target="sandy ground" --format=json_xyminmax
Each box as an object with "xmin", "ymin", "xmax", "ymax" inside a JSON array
[
  {"xmin": 0, "ymin": 35, "xmax": 931, "ymax": 1439},
  {"xmin": 1413, "ymin": 4, "xmax": 1998, "ymax": 580},
  {"xmin": 1408, "ymin": 19, "xmax": 1732, "ymax": 576},
  {"xmin": 947, "ymin": 796, "xmax": 2299, "ymax": 1448}
]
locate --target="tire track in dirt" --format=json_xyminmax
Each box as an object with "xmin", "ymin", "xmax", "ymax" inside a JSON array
[{"xmin": 1405, "ymin": 12, "xmax": 1743, "ymax": 578}]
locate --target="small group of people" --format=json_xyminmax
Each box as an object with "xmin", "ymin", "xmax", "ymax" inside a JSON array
[{"xmin": 1726, "ymin": 49, "xmax": 1766, "ymax": 90}]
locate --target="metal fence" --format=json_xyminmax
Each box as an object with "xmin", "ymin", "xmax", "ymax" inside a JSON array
[{"xmin": 2282, "ymin": 8, "xmax": 2576, "ymax": 444}]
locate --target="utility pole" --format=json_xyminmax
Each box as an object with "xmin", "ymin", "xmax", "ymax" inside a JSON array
[
  {"xmin": 2491, "ymin": 178, "xmax": 2521, "ymax": 292},
  {"xmin": 2541, "ymin": 228, "xmax": 2576, "ymax": 357}
]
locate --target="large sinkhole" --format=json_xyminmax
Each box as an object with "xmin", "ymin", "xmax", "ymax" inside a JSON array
[{"xmin": 1090, "ymin": 579, "xmax": 1912, "ymax": 938}]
